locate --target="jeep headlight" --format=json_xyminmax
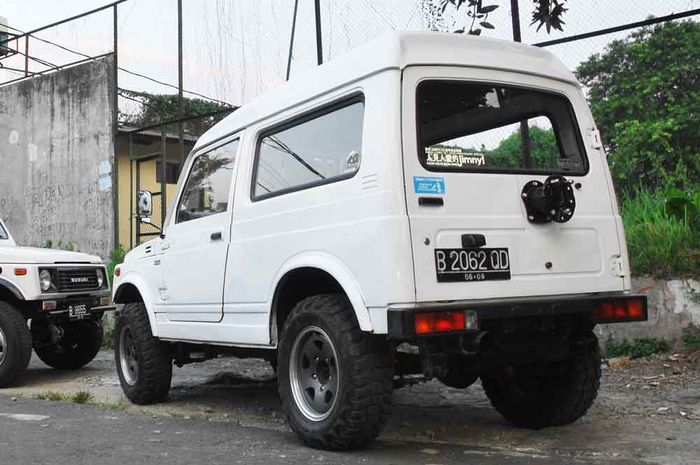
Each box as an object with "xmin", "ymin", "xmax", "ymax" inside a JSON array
[
  {"xmin": 96, "ymin": 269, "xmax": 105, "ymax": 288},
  {"xmin": 39, "ymin": 269, "xmax": 53, "ymax": 292}
]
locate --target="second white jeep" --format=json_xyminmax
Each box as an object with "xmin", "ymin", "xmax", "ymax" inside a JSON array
[{"xmin": 113, "ymin": 32, "xmax": 647, "ymax": 450}]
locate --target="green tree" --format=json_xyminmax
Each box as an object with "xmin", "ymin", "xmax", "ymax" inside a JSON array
[
  {"xmin": 576, "ymin": 21, "xmax": 700, "ymax": 194},
  {"xmin": 489, "ymin": 126, "xmax": 559, "ymax": 169}
]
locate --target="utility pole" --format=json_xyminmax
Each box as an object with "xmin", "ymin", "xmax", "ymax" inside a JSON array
[
  {"xmin": 314, "ymin": 0, "xmax": 323, "ymax": 65},
  {"xmin": 510, "ymin": 0, "xmax": 532, "ymax": 168},
  {"xmin": 177, "ymin": 0, "xmax": 185, "ymax": 165},
  {"xmin": 286, "ymin": 0, "xmax": 299, "ymax": 80}
]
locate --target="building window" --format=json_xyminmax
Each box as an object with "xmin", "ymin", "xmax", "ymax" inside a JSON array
[{"xmin": 156, "ymin": 161, "xmax": 181, "ymax": 184}]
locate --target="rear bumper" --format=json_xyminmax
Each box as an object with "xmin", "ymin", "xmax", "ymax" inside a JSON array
[{"xmin": 387, "ymin": 293, "xmax": 647, "ymax": 340}]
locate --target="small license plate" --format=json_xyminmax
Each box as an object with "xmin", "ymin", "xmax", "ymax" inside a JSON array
[
  {"xmin": 68, "ymin": 303, "xmax": 90, "ymax": 319},
  {"xmin": 435, "ymin": 248, "xmax": 511, "ymax": 282}
]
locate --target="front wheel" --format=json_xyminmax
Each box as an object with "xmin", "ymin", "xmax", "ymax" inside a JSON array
[
  {"xmin": 278, "ymin": 294, "xmax": 393, "ymax": 450},
  {"xmin": 481, "ymin": 332, "xmax": 601, "ymax": 429},
  {"xmin": 114, "ymin": 303, "xmax": 172, "ymax": 404},
  {"xmin": 0, "ymin": 302, "xmax": 32, "ymax": 387},
  {"xmin": 32, "ymin": 319, "xmax": 103, "ymax": 370}
]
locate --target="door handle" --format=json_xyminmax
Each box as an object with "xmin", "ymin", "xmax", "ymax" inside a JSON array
[
  {"xmin": 210, "ymin": 231, "xmax": 223, "ymax": 241},
  {"xmin": 418, "ymin": 197, "xmax": 444, "ymax": 207}
]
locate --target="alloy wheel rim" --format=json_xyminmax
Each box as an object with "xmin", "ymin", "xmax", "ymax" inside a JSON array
[
  {"xmin": 289, "ymin": 325, "xmax": 340, "ymax": 422},
  {"xmin": 0, "ymin": 327, "xmax": 6, "ymax": 367},
  {"xmin": 119, "ymin": 326, "xmax": 139, "ymax": 385}
]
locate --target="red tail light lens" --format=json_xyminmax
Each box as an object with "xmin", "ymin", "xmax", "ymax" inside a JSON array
[
  {"xmin": 415, "ymin": 310, "xmax": 477, "ymax": 335},
  {"xmin": 594, "ymin": 298, "xmax": 647, "ymax": 323}
]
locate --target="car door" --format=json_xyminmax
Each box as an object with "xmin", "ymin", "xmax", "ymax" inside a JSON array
[
  {"xmin": 160, "ymin": 137, "xmax": 240, "ymax": 322},
  {"xmin": 402, "ymin": 66, "xmax": 625, "ymax": 303}
]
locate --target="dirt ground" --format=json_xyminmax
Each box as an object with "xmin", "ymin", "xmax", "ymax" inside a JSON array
[{"xmin": 2, "ymin": 349, "xmax": 699, "ymax": 464}]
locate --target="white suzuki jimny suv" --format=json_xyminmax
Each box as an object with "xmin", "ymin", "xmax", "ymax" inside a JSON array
[
  {"xmin": 0, "ymin": 218, "xmax": 113, "ymax": 387},
  {"xmin": 113, "ymin": 32, "xmax": 647, "ymax": 450}
]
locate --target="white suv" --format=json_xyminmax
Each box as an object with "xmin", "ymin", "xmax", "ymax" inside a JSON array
[
  {"xmin": 0, "ymin": 218, "xmax": 113, "ymax": 387},
  {"xmin": 113, "ymin": 32, "xmax": 647, "ymax": 450}
]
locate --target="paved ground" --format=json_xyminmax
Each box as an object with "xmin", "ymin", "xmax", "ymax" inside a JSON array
[{"xmin": 1, "ymin": 350, "xmax": 699, "ymax": 464}]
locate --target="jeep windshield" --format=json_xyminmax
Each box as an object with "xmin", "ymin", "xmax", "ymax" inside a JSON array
[
  {"xmin": 0, "ymin": 222, "xmax": 8, "ymax": 240},
  {"xmin": 417, "ymin": 81, "xmax": 588, "ymax": 175}
]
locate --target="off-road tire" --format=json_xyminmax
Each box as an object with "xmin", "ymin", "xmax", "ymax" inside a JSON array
[
  {"xmin": 278, "ymin": 294, "xmax": 393, "ymax": 450},
  {"xmin": 114, "ymin": 302, "xmax": 172, "ymax": 404},
  {"xmin": 481, "ymin": 333, "xmax": 601, "ymax": 429},
  {"xmin": 0, "ymin": 301, "xmax": 32, "ymax": 387},
  {"xmin": 32, "ymin": 319, "xmax": 103, "ymax": 370}
]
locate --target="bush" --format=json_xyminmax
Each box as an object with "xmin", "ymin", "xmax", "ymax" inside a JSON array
[
  {"xmin": 604, "ymin": 338, "xmax": 670, "ymax": 359},
  {"xmin": 106, "ymin": 246, "xmax": 128, "ymax": 287},
  {"xmin": 621, "ymin": 189, "xmax": 700, "ymax": 277}
]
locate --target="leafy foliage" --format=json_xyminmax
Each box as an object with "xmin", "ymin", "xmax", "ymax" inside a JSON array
[
  {"xmin": 107, "ymin": 246, "xmax": 128, "ymax": 288},
  {"xmin": 488, "ymin": 126, "xmax": 558, "ymax": 169},
  {"xmin": 604, "ymin": 338, "xmax": 670, "ymax": 359},
  {"xmin": 620, "ymin": 189, "xmax": 700, "ymax": 277},
  {"xmin": 531, "ymin": 0, "xmax": 567, "ymax": 33},
  {"xmin": 120, "ymin": 90, "xmax": 235, "ymax": 136},
  {"xmin": 576, "ymin": 21, "xmax": 700, "ymax": 194},
  {"xmin": 436, "ymin": 0, "xmax": 568, "ymax": 35}
]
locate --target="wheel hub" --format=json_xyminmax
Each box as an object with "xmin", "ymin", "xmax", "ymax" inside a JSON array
[
  {"xmin": 119, "ymin": 326, "xmax": 139, "ymax": 385},
  {"xmin": 0, "ymin": 327, "xmax": 6, "ymax": 367},
  {"xmin": 289, "ymin": 325, "xmax": 340, "ymax": 422}
]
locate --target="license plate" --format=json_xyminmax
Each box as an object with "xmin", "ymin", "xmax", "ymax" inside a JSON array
[
  {"xmin": 435, "ymin": 248, "xmax": 511, "ymax": 282},
  {"xmin": 68, "ymin": 303, "xmax": 90, "ymax": 319}
]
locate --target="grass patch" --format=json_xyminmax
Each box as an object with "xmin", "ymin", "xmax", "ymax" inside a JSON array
[
  {"xmin": 682, "ymin": 328, "xmax": 700, "ymax": 351},
  {"xmin": 604, "ymin": 338, "xmax": 670, "ymax": 359},
  {"xmin": 621, "ymin": 189, "xmax": 700, "ymax": 277},
  {"xmin": 31, "ymin": 390, "xmax": 126, "ymax": 410}
]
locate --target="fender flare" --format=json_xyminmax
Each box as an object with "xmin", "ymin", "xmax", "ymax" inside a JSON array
[
  {"xmin": 113, "ymin": 273, "xmax": 159, "ymax": 337},
  {"xmin": 0, "ymin": 276, "xmax": 25, "ymax": 301},
  {"xmin": 271, "ymin": 252, "xmax": 372, "ymax": 332}
]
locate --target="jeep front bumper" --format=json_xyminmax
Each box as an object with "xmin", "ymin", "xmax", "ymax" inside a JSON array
[
  {"xmin": 387, "ymin": 293, "xmax": 648, "ymax": 340},
  {"xmin": 32, "ymin": 291, "xmax": 116, "ymax": 317}
]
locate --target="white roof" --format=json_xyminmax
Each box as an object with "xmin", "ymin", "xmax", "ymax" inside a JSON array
[{"xmin": 195, "ymin": 31, "xmax": 578, "ymax": 150}]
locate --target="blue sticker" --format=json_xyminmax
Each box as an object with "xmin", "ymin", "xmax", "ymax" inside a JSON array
[{"xmin": 413, "ymin": 176, "xmax": 445, "ymax": 195}]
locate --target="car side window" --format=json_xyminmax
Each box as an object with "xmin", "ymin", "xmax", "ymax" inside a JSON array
[
  {"xmin": 176, "ymin": 139, "xmax": 239, "ymax": 224},
  {"xmin": 253, "ymin": 98, "xmax": 364, "ymax": 200}
]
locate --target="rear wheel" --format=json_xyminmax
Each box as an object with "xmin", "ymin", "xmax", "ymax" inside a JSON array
[
  {"xmin": 0, "ymin": 302, "xmax": 32, "ymax": 387},
  {"xmin": 481, "ymin": 333, "xmax": 601, "ymax": 428},
  {"xmin": 32, "ymin": 319, "xmax": 103, "ymax": 370},
  {"xmin": 115, "ymin": 303, "xmax": 172, "ymax": 404},
  {"xmin": 278, "ymin": 294, "xmax": 393, "ymax": 450}
]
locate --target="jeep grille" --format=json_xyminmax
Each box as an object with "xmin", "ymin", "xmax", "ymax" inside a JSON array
[{"xmin": 55, "ymin": 268, "xmax": 101, "ymax": 292}]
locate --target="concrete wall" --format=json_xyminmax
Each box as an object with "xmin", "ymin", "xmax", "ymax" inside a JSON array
[
  {"xmin": 0, "ymin": 57, "xmax": 114, "ymax": 258},
  {"xmin": 596, "ymin": 277, "xmax": 700, "ymax": 344}
]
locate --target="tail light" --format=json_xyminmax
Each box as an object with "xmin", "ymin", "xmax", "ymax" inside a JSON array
[
  {"xmin": 415, "ymin": 310, "xmax": 478, "ymax": 335},
  {"xmin": 594, "ymin": 297, "xmax": 647, "ymax": 324}
]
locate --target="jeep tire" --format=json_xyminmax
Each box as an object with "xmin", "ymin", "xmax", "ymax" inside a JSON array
[
  {"xmin": 438, "ymin": 355, "xmax": 479, "ymax": 389},
  {"xmin": 115, "ymin": 302, "xmax": 172, "ymax": 404},
  {"xmin": 481, "ymin": 332, "xmax": 601, "ymax": 429},
  {"xmin": 32, "ymin": 319, "xmax": 103, "ymax": 370},
  {"xmin": 0, "ymin": 301, "xmax": 32, "ymax": 388},
  {"xmin": 278, "ymin": 294, "xmax": 393, "ymax": 450}
]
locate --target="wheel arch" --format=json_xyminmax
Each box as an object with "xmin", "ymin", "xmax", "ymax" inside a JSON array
[
  {"xmin": 113, "ymin": 275, "xmax": 158, "ymax": 336},
  {"xmin": 269, "ymin": 254, "xmax": 372, "ymax": 345},
  {"xmin": 0, "ymin": 277, "xmax": 25, "ymax": 302}
]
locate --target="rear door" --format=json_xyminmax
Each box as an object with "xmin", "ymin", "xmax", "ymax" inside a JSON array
[{"xmin": 402, "ymin": 66, "xmax": 625, "ymax": 303}]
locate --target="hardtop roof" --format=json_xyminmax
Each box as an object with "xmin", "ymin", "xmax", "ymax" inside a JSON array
[{"xmin": 194, "ymin": 31, "xmax": 578, "ymax": 151}]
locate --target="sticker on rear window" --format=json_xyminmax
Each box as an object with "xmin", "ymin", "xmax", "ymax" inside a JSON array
[
  {"xmin": 414, "ymin": 176, "xmax": 445, "ymax": 195},
  {"xmin": 425, "ymin": 146, "xmax": 486, "ymax": 168}
]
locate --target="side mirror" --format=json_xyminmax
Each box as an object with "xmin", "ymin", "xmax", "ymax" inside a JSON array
[{"xmin": 137, "ymin": 190, "xmax": 153, "ymax": 221}]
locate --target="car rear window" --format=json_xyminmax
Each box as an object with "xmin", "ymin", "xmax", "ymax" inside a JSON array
[{"xmin": 416, "ymin": 81, "xmax": 588, "ymax": 175}]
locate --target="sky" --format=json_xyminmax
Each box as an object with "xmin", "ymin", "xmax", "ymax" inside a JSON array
[{"xmin": 0, "ymin": 0, "xmax": 697, "ymax": 111}]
